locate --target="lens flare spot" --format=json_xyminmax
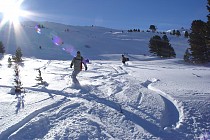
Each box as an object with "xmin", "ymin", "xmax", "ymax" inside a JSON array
[
  {"xmin": 62, "ymin": 45, "xmax": 77, "ymax": 57},
  {"xmin": 52, "ymin": 36, "xmax": 63, "ymax": 46},
  {"xmin": 37, "ymin": 28, "xmax": 41, "ymax": 34},
  {"xmin": 35, "ymin": 25, "xmax": 41, "ymax": 34}
]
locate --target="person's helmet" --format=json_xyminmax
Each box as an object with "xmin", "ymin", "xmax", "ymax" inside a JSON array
[{"xmin": 77, "ymin": 51, "xmax": 81, "ymax": 54}]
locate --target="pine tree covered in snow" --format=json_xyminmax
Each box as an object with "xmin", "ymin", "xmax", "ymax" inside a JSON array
[
  {"xmin": 8, "ymin": 57, "xmax": 12, "ymax": 68},
  {"xmin": 13, "ymin": 65, "xmax": 23, "ymax": 93}
]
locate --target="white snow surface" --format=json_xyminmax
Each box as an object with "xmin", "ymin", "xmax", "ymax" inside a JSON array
[{"xmin": 0, "ymin": 21, "xmax": 209, "ymax": 140}]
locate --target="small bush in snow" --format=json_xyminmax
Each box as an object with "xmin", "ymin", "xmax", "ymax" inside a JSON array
[{"xmin": 13, "ymin": 47, "xmax": 23, "ymax": 62}]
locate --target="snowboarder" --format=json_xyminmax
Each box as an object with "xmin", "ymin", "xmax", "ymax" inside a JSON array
[
  {"xmin": 122, "ymin": 54, "xmax": 129, "ymax": 65},
  {"xmin": 70, "ymin": 51, "xmax": 87, "ymax": 83}
]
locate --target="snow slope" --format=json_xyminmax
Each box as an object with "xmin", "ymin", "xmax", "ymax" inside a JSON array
[
  {"xmin": 0, "ymin": 21, "xmax": 189, "ymax": 60},
  {"xmin": 0, "ymin": 21, "xmax": 209, "ymax": 140}
]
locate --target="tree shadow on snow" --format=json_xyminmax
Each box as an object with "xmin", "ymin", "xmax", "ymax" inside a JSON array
[{"xmin": 15, "ymin": 94, "xmax": 25, "ymax": 114}]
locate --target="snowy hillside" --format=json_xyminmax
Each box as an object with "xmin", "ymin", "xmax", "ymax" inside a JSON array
[
  {"xmin": 1, "ymin": 21, "xmax": 189, "ymax": 60},
  {"xmin": 0, "ymin": 21, "xmax": 209, "ymax": 140}
]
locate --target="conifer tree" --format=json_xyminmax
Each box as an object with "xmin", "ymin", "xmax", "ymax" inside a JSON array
[
  {"xmin": 13, "ymin": 65, "xmax": 23, "ymax": 93},
  {"xmin": 184, "ymin": 31, "xmax": 189, "ymax": 38},
  {"xmin": 188, "ymin": 20, "xmax": 208, "ymax": 63},
  {"xmin": 0, "ymin": 41, "xmax": 5, "ymax": 54},
  {"xmin": 172, "ymin": 30, "xmax": 176, "ymax": 35},
  {"xmin": 184, "ymin": 48, "xmax": 191, "ymax": 62},
  {"xmin": 15, "ymin": 47, "xmax": 23, "ymax": 62},
  {"xmin": 161, "ymin": 35, "xmax": 176, "ymax": 58},
  {"xmin": 8, "ymin": 57, "xmax": 12, "ymax": 63},
  {"xmin": 149, "ymin": 25, "xmax": 157, "ymax": 32},
  {"xmin": 149, "ymin": 35, "xmax": 175, "ymax": 58},
  {"xmin": 14, "ymin": 78, "xmax": 22, "ymax": 93},
  {"xmin": 8, "ymin": 57, "xmax": 12, "ymax": 68},
  {"xmin": 149, "ymin": 35, "xmax": 162, "ymax": 55},
  {"xmin": 176, "ymin": 30, "xmax": 181, "ymax": 36},
  {"xmin": 206, "ymin": 0, "xmax": 210, "ymax": 61}
]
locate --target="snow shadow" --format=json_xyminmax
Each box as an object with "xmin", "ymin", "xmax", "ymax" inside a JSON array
[
  {"xmin": 160, "ymin": 95, "xmax": 179, "ymax": 129},
  {"xmin": 0, "ymin": 98, "xmax": 67, "ymax": 140},
  {"xmin": 15, "ymin": 94, "xmax": 25, "ymax": 114},
  {"xmin": 0, "ymin": 55, "xmax": 3, "ymax": 60},
  {"xmin": 126, "ymin": 54, "xmax": 161, "ymax": 62},
  {"xmin": 1, "ymin": 85, "xmax": 26, "ymax": 114},
  {"xmin": 24, "ymin": 86, "xmax": 165, "ymax": 137},
  {"xmin": 128, "ymin": 104, "xmax": 159, "ymax": 123},
  {"xmin": 23, "ymin": 85, "xmax": 182, "ymax": 139},
  {"xmin": 80, "ymin": 93, "xmax": 176, "ymax": 139}
]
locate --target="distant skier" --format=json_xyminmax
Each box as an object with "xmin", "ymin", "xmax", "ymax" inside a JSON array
[
  {"xmin": 70, "ymin": 51, "xmax": 87, "ymax": 84},
  {"xmin": 121, "ymin": 54, "xmax": 129, "ymax": 65}
]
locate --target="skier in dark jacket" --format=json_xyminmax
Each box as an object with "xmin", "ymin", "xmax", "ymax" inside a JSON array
[
  {"xmin": 122, "ymin": 54, "xmax": 129, "ymax": 65},
  {"xmin": 70, "ymin": 51, "xmax": 87, "ymax": 83}
]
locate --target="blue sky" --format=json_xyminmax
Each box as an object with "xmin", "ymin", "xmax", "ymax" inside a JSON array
[{"xmin": 7, "ymin": 0, "xmax": 210, "ymax": 30}]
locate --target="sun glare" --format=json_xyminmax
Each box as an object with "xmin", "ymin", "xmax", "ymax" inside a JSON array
[{"xmin": 0, "ymin": 0, "xmax": 25, "ymax": 25}]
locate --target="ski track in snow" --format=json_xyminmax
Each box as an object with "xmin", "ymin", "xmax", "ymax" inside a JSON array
[
  {"xmin": 0, "ymin": 97, "xmax": 68, "ymax": 140},
  {"xmin": 85, "ymin": 64, "xmax": 184, "ymax": 138},
  {"xmin": 143, "ymin": 78, "xmax": 184, "ymax": 130},
  {"xmin": 0, "ymin": 22, "xmax": 209, "ymax": 139},
  {"xmin": 94, "ymin": 65, "xmax": 185, "ymax": 138},
  {"xmin": 0, "ymin": 60, "xmax": 189, "ymax": 139}
]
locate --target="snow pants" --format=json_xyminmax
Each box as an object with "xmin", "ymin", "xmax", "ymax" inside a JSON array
[{"xmin": 71, "ymin": 70, "xmax": 80, "ymax": 83}]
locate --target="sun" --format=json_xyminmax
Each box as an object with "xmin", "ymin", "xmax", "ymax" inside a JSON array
[{"xmin": 0, "ymin": 0, "xmax": 25, "ymax": 25}]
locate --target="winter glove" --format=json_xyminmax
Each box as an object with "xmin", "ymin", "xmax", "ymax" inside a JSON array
[{"xmin": 85, "ymin": 67, "xmax": 87, "ymax": 71}]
